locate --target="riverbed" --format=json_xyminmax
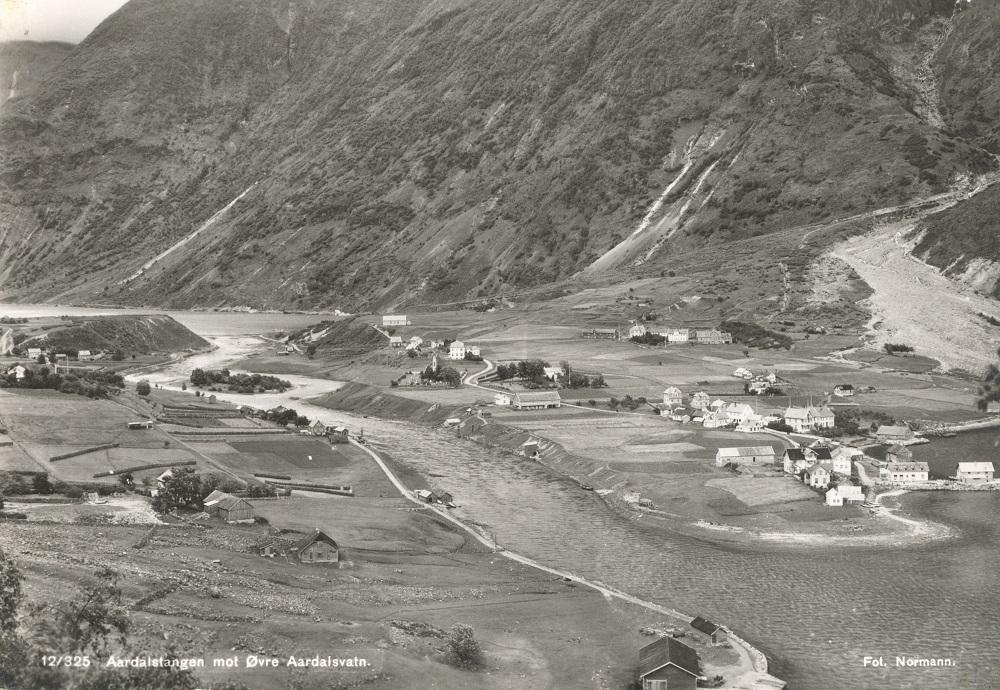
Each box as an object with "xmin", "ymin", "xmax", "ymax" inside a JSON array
[{"xmin": 6, "ymin": 306, "xmax": 999, "ymax": 688}]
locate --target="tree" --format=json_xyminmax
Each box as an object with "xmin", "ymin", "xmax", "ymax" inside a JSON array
[
  {"xmin": 0, "ymin": 493, "xmax": 4, "ymax": 512},
  {"xmin": 445, "ymin": 624, "xmax": 482, "ymax": 668},
  {"xmin": 0, "ymin": 551, "xmax": 198, "ymax": 690},
  {"xmin": 36, "ymin": 354, "xmax": 46, "ymax": 364},
  {"xmin": 189, "ymin": 368, "xmax": 207, "ymax": 386},
  {"xmin": 136, "ymin": 380, "xmax": 151, "ymax": 396},
  {"xmin": 306, "ymin": 344, "xmax": 317, "ymax": 358},
  {"xmin": 118, "ymin": 473, "xmax": 134, "ymax": 490},
  {"xmin": 977, "ymin": 347, "xmax": 1000, "ymax": 412},
  {"xmin": 151, "ymin": 468, "xmax": 203, "ymax": 513},
  {"xmin": 440, "ymin": 367, "xmax": 462, "ymax": 388},
  {"xmin": 31, "ymin": 474, "xmax": 52, "ymax": 495},
  {"xmin": 590, "ymin": 374, "xmax": 607, "ymax": 388}
]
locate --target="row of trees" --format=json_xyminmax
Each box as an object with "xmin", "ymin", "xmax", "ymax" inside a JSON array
[
  {"xmin": 189, "ymin": 369, "xmax": 291, "ymax": 394},
  {"xmin": 0, "ymin": 367, "xmax": 124, "ymax": 399}
]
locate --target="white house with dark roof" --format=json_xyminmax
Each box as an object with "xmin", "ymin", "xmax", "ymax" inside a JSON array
[
  {"xmin": 663, "ymin": 387, "xmax": 683, "ymax": 407},
  {"xmin": 689, "ymin": 391, "xmax": 711, "ymax": 410},
  {"xmin": 628, "ymin": 323, "xmax": 648, "ymax": 339},
  {"xmin": 804, "ymin": 463, "xmax": 831, "ymax": 488},
  {"xmin": 879, "ymin": 462, "xmax": 929, "ymax": 484},
  {"xmin": 783, "ymin": 405, "xmax": 836, "ymax": 433}
]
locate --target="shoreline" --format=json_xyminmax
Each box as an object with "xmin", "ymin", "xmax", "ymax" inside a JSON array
[
  {"xmin": 130, "ymin": 341, "xmax": 784, "ymax": 688},
  {"xmin": 348, "ymin": 436, "xmax": 783, "ymax": 688}
]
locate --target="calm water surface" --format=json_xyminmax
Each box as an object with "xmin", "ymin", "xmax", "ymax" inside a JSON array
[{"xmin": 7, "ymin": 306, "xmax": 999, "ymax": 689}]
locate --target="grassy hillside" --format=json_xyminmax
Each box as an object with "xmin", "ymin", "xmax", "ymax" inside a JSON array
[
  {"xmin": 0, "ymin": 0, "xmax": 996, "ymax": 311},
  {"xmin": 14, "ymin": 314, "xmax": 209, "ymax": 353}
]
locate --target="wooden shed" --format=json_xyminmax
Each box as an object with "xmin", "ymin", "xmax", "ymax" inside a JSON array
[{"xmin": 291, "ymin": 529, "xmax": 339, "ymax": 564}]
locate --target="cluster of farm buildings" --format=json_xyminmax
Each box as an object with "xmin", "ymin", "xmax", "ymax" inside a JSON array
[
  {"xmin": 715, "ymin": 438, "xmax": 996, "ymax": 507},
  {"xmin": 580, "ymin": 325, "xmax": 733, "ymax": 344}
]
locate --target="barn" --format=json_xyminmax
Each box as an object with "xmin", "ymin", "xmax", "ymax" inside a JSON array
[
  {"xmin": 291, "ymin": 529, "xmax": 340, "ymax": 564},
  {"xmin": 203, "ymin": 490, "xmax": 255, "ymax": 523}
]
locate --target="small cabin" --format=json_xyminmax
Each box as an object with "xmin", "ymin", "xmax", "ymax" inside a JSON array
[
  {"xmin": 690, "ymin": 616, "xmax": 728, "ymax": 646},
  {"xmin": 637, "ymin": 636, "xmax": 701, "ymax": 690}
]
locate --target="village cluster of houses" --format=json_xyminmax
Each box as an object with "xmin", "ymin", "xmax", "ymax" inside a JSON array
[
  {"xmin": 628, "ymin": 324, "xmax": 734, "ymax": 344},
  {"xmin": 714, "ymin": 442, "xmax": 865, "ymax": 506},
  {"xmin": 661, "ymin": 379, "xmax": 838, "ymax": 435},
  {"xmin": 23, "ymin": 346, "xmax": 103, "ymax": 362},
  {"xmin": 874, "ymin": 444, "xmax": 995, "ymax": 484},
  {"xmin": 580, "ymin": 324, "xmax": 734, "ymax": 344},
  {"xmin": 732, "ymin": 367, "xmax": 781, "ymax": 395}
]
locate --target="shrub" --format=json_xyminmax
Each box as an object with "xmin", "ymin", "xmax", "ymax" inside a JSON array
[
  {"xmin": 445, "ymin": 624, "xmax": 482, "ymax": 668},
  {"xmin": 63, "ymin": 486, "xmax": 84, "ymax": 499},
  {"xmin": 136, "ymin": 379, "xmax": 152, "ymax": 396},
  {"xmin": 883, "ymin": 343, "xmax": 914, "ymax": 354}
]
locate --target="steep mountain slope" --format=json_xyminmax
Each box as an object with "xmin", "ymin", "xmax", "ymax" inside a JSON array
[
  {"xmin": 0, "ymin": 0, "xmax": 996, "ymax": 311},
  {"xmin": 0, "ymin": 41, "xmax": 73, "ymax": 109},
  {"xmin": 906, "ymin": 1, "xmax": 1000, "ymax": 298}
]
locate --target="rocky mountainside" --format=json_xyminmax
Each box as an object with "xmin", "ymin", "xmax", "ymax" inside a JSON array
[
  {"xmin": 0, "ymin": 41, "xmax": 73, "ymax": 111},
  {"xmin": 0, "ymin": 0, "xmax": 997, "ymax": 310}
]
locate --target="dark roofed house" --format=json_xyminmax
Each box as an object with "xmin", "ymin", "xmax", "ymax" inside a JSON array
[
  {"xmin": 690, "ymin": 616, "xmax": 729, "ymax": 646},
  {"xmin": 638, "ymin": 636, "xmax": 701, "ymax": 690},
  {"xmin": 289, "ymin": 529, "xmax": 339, "ymax": 564}
]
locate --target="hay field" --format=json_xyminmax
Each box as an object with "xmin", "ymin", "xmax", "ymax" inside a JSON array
[{"xmin": 706, "ymin": 477, "xmax": 817, "ymax": 506}]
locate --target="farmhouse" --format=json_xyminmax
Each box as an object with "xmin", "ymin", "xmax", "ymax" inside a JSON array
[
  {"xmin": 26, "ymin": 347, "xmax": 43, "ymax": 359},
  {"xmin": 886, "ymin": 444, "xmax": 913, "ymax": 463},
  {"xmin": 690, "ymin": 616, "xmax": 728, "ymax": 645},
  {"xmin": 203, "ymin": 490, "xmax": 255, "ymax": 523},
  {"xmin": 724, "ymin": 403, "xmax": 756, "ymax": 424},
  {"xmin": 328, "ymin": 425, "xmax": 349, "ymax": 442},
  {"xmin": 747, "ymin": 380, "xmax": 770, "ymax": 395},
  {"xmin": 667, "ymin": 406, "xmax": 695, "ymax": 423},
  {"xmin": 494, "ymin": 392, "xmax": 512, "ymax": 406},
  {"xmin": 307, "ymin": 419, "xmax": 327, "ymax": 436},
  {"xmin": 879, "ymin": 462, "xmax": 929, "ymax": 484},
  {"xmin": 715, "ymin": 446, "xmax": 776, "ymax": 467},
  {"xmin": 825, "ymin": 487, "xmax": 844, "ymax": 506},
  {"xmin": 382, "ymin": 315, "xmax": 409, "ymax": 327},
  {"xmin": 512, "ymin": 391, "xmax": 562, "ymax": 410},
  {"xmin": 637, "ymin": 636, "xmax": 701, "ymax": 690},
  {"xmin": 783, "ymin": 405, "xmax": 836, "ymax": 433},
  {"xmin": 689, "ymin": 391, "xmax": 711, "ymax": 410},
  {"xmin": 406, "ymin": 336, "xmax": 423, "ymax": 350},
  {"xmin": 290, "ymin": 529, "xmax": 339, "ymax": 564},
  {"xmin": 875, "ymin": 425, "xmax": 914, "ymax": 443},
  {"xmin": 629, "ymin": 323, "xmax": 648, "ymax": 339},
  {"xmin": 126, "ymin": 420, "xmax": 154, "ymax": 430},
  {"xmin": 735, "ymin": 414, "xmax": 765, "ymax": 433},
  {"xmin": 833, "ymin": 384, "xmax": 855, "ymax": 397},
  {"xmin": 667, "ymin": 328, "xmax": 692, "ymax": 344},
  {"xmin": 838, "ymin": 484, "xmax": 865, "ymax": 503},
  {"xmin": 695, "ymin": 329, "xmax": 732, "ymax": 345},
  {"xmin": 6, "ymin": 365, "xmax": 27, "ymax": 381},
  {"xmin": 389, "ymin": 336, "xmax": 404, "ymax": 348},
  {"xmin": 77, "ymin": 350, "xmax": 94, "ymax": 361},
  {"xmin": 702, "ymin": 410, "xmax": 733, "ymax": 429},
  {"xmin": 581, "ymin": 328, "xmax": 620, "ymax": 340},
  {"xmin": 956, "ymin": 462, "xmax": 995, "ymax": 482},
  {"xmin": 782, "ymin": 448, "xmax": 810, "ymax": 474},
  {"xmin": 543, "ymin": 366, "xmax": 563, "ymax": 381},
  {"xmin": 804, "ymin": 464, "xmax": 831, "ymax": 489},
  {"xmin": 448, "ymin": 341, "xmax": 467, "ymax": 359},
  {"xmin": 663, "ymin": 387, "xmax": 684, "ymax": 407}
]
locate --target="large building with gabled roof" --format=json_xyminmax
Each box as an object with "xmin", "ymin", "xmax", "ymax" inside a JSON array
[{"xmin": 637, "ymin": 636, "xmax": 701, "ymax": 690}]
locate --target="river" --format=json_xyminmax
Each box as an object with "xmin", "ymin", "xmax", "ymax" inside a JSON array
[{"xmin": 6, "ymin": 306, "xmax": 1000, "ymax": 688}]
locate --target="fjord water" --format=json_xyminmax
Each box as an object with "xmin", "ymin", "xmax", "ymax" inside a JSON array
[
  {"xmin": 333, "ymin": 416, "xmax": 1000, "ymax": 690},
  {"xmin": 5, "ymin": 306, "xmax": 998, "ymax": 688}
]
